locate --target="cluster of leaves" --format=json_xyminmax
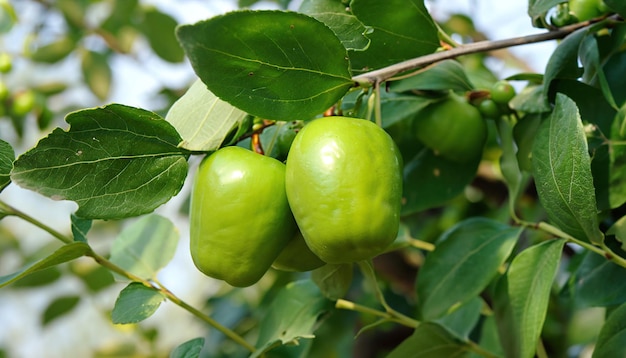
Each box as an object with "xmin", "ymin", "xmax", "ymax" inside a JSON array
[
  {"xmin": 0, "ymin": 0, "xmax": 185, "ymax": 139},
  {"xmin": 2, "ymin": 0, "xmax": 626, "ymax": 357}
]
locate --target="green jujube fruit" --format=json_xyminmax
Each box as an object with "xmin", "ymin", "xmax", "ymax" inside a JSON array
[
  {"xmin": 272, "ymin": 230, "xmax": 326, "ymax": 272},
  {"xmin": 190, "ymin": 146, "xmax": 297, "ymax": 287},
  {"xmin": 414, "ymin": 93, "xmax": 487, "ymax": 163},
  {"xmin": 285, "ymin": 116, "xmax": 403, "ymax": 264}
]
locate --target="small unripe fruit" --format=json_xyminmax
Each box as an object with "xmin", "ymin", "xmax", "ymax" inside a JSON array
[
  {"xmin": 0, "ymin": 53, "xmax": 12, "ymax": 73},
  {"xmin": 414, "ymin": 93, "xmax": 487, "ymax": 163},
  {"xmin": 11, "ymin": 90, "xmax": 36, "ymax": 116},
  {"xmin": 478, "ymin": 98, "xmax": 501, "ymax": 119},
  {"xmin": 490, "ymin": 80, "xmax": 516, "ymax": 105}
]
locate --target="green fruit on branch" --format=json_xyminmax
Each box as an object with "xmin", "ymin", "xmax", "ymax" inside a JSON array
[
  {"xmin": 11, "ymin": 89, "xmax": 36, "ymax": 116},
  {"xmin": 477, "ymin": 98, "xmax": 502, "ymax": 119},
  {"xmin": 190, "ymin": 146, "xmax": 297, "ymax": 287},
  {"xmin": 568, "ymin": 0, "xmax": 606, "ymax": 21},
  {"xmin": 0, "ymin": 53, "xmax": 12, "ymax": 73},
  {"xmin": 272, "ymin": 230, "xmax": 326, "ymax": 272},
  {"xmin": 413, "ymin": 93, "xmax": 487, "ymax": 162},
  {"xmin": 490, "ymin": 80, "xmax": 516, "ymax": 104},
  {"xmin": 285, "ymin": 116, "xmax": 402, "ymax": 264},
  {"xmin": 550, "ymin": 3, "xmax": 577, "ymax": 27}
]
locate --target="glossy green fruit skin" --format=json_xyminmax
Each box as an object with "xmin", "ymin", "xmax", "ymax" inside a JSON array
[
  {"xmin": 551, "ymin": 3, "xmax": 577, "ymax": 27},
  {"xmin": 285, "ymin": 116, "xmax": 402, "ymax": 264},
  {"xmin": 569, "ymin": 0, "xmax": 603, "ymax": 21},
  {"xmin": 272, "ymin": 230, "xmax": 326, "ymax": 272},
  {"xmin": 414, "ymin": 94, "xmax": 487, "ymax": 163},
  {"xmin": 477, "ymin": 98, "xmax": 501, "ymax": 119},
  {"xmin": 490, "ymin": 80, "xmax": 516, "ymax": 104},
  {"xmin": 190, "ymin": 146, "xmax": 297, "ymax": 287}
]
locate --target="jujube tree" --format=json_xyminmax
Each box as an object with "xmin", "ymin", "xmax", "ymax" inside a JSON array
[{"xmin": 1, "ymin": 0, "xmax": 626, "ymax": 357}]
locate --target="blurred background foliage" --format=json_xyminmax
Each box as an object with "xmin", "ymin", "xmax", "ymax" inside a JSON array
[{"xmin": 0, "ymin": 1, "xmax": 560, "ymax": 357}]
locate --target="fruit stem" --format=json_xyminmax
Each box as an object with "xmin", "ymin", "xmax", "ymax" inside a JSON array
[
  {"xmin": 0, "ymin": 199, "xmax": 257, "ymax": 353},
  {"xmin": 336, "ymin": 298, "xmax": 499, "ymax": 358},
  {"xmin": 374, "ymin": 82, "xmax": 382, "ymax": 127},
  {"xmin": 408, "ymin": 238, "xmax": 435, "ymax": 251},
  {"xmin": 357, "ymin": 260, "xmax": 420, "ymax": 327},
  {"xmin": 436, "ymin": 21, "xmax": 460, "ymax": 48},
  {"xmin": 335, "ymin": 298, "xmax": 419, "ymax": 328},
  {"xmin": 522, "ymin": 220, "xmax": 626, "ymax": 269},
  {"xmin": 251, "ymin": 132, "xmax": 264, "ymax": 155},
  {"xmin": 352, "ymin": 15, "xmax": 619, "ymax": 85}
]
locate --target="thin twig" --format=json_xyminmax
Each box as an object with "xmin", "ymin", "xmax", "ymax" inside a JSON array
[
  {"xmin": 352, "ymin": 16, "xmax": 617, "ymax": 85},
  {"xmin": 0, "ymin": 200, "xmax": 257, "ymax": 353}
]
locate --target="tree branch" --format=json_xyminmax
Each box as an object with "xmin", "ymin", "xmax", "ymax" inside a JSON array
[{"xmin": 352, "ymin": 15, "xmax": 619, "ymax": 85}]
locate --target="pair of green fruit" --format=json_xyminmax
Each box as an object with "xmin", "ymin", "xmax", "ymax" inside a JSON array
[{"xmin": 190, "ymin": 116, "xmax": 403, "ymax": 287}]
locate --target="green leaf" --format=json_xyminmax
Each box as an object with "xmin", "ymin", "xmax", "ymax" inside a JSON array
[
  {"xmin": 11, "ymin": 267, "xmax": 62, "ymax": 288},
  {"xmin": 0, "ymin": 242, "xmax": 90, "ymax": 288},
  {"xmin": 109, "ymin": 214, "xmax": 179, "ymax": 281},
  {"xmin": 389, "ymin": 60, "xmax": 474, "ymax": 93},
  {"xmin": 604, "ymin": 0, "xmax": 626, "ymax": 18},
  {"xmin": 69, "ymin": 262, "xmax": 115, "ymax": 293},
  {"xmin": 101, "ymin": 0, "xmax": 139, "ymax": 53},
  {"xmin": 494, "ymin": 239, "xmax": 565, "ymax": 358},
  {"xmin": 170, "ymin": 337, "xmax": 205, "ymax": 358},
  {"xmin": 579, "ymin": 35, "xmax": 618, "ymax": 109},
  {"xmin": 42, "ymin": 295, "xmax": 81, "ymax": 326},
  {"xmin": 11, "ymin": 104, "xmax": 188, "ymax": 220},
  {"xmin": 349, "ymin": 0, "xmax": 439, "ymax": 72},
  {"xmin": 402, "ymin": 147, "xmax": 480, "ymax": 214},
  {"xmin": 553, "ymin": 79, "xmax": 616, "ymax": 135},
  {"xmin": 176, "ymin": 10, "xmax": 353, "ymax": 121},
  {"xmin": 81, "ymin": 50, "xmax": 112, "ymax": 101},
  {"xmin": 552, "ymin": 80, "xmax": 617, "ymax": 210},
  {"xmin": 252, "ymin": 280, "xmax": 331, "ymax": 358},
  {"xmin": 509, "ymin": 85, "xmax": 551, "ymax": 114},
  {"xmin": 386, "ymin": 322, "xmax": 470, "ymax": 358},
  {"xmin": 528, "ymin": 0, "xmax": 564, "ymax": 22},
  {"xmin": 0, "ymin": 139, "xmax": 14, "ymax": 191},
  {"xmin": 434, "ymin": 296, "xmax": 482, "ymax": 340},
  {"xmin": 608, "ymin": 105, "xmax": 626, "ymax": 208},
  {"xmin": 417, "ymin": 218, "xmax": 521, "ymax": 321},
  {"xmin": 543, "ymin": 28, "xmax": 587, "ymax": 99},
  {"xmin": 592, "ymin": 302, "xmax": 626, "ymax": 358},
  {"xmin": 472, "ymin": 316, "xmax": 505, "ymax": 358},
  {"xmin": 111, "ymin": 282, "xmax": 166, "ymax": 324},
  {"xmin": 299, "ymin": 0, "xmax": 370, "ymax": 51},
  {"xmin": 0, "ymin": 0, "xmax": 17, "ymax": 33},
  {"xmin": 532, "ymin": 94, "xmax": 604, "ymax": 243},
  {"xmin": 57, "ymin": 0, "xmax": 88, "ymax": 29},
  {"xmin": 30, "ymin": 36, "xmax": 76, "ymax": 63},
  {"xmin": 141, "ymin": 8, "xmax": 184, "ymax": 63},
  {"xmin": 379, "ymin": 93, "xmax": 433, "ymax": 129},
  {"xmin": 607, "ymin": 215, "xmax": 626, "ymax": 251},
  {"xmin": 71, "ymin": 213, "xmax": 91, "ymax": 243},
  {"xmin": 514, "ymin": 113, "xmax": 544, "ymax": 172},
  {"xmin": 165, "ymin": 79, "xmax": 248, "ymax": 151},
  {"xmin": 497, "ymin": 117, "xmax": 524, "ymax": 208},
  {"xmin": 568, "ymin": 251, "xmax": 626, "ymax": 307},
  {"xmin": 311, "ymin": 263, "xmax": 353, "ymax": 300}
]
